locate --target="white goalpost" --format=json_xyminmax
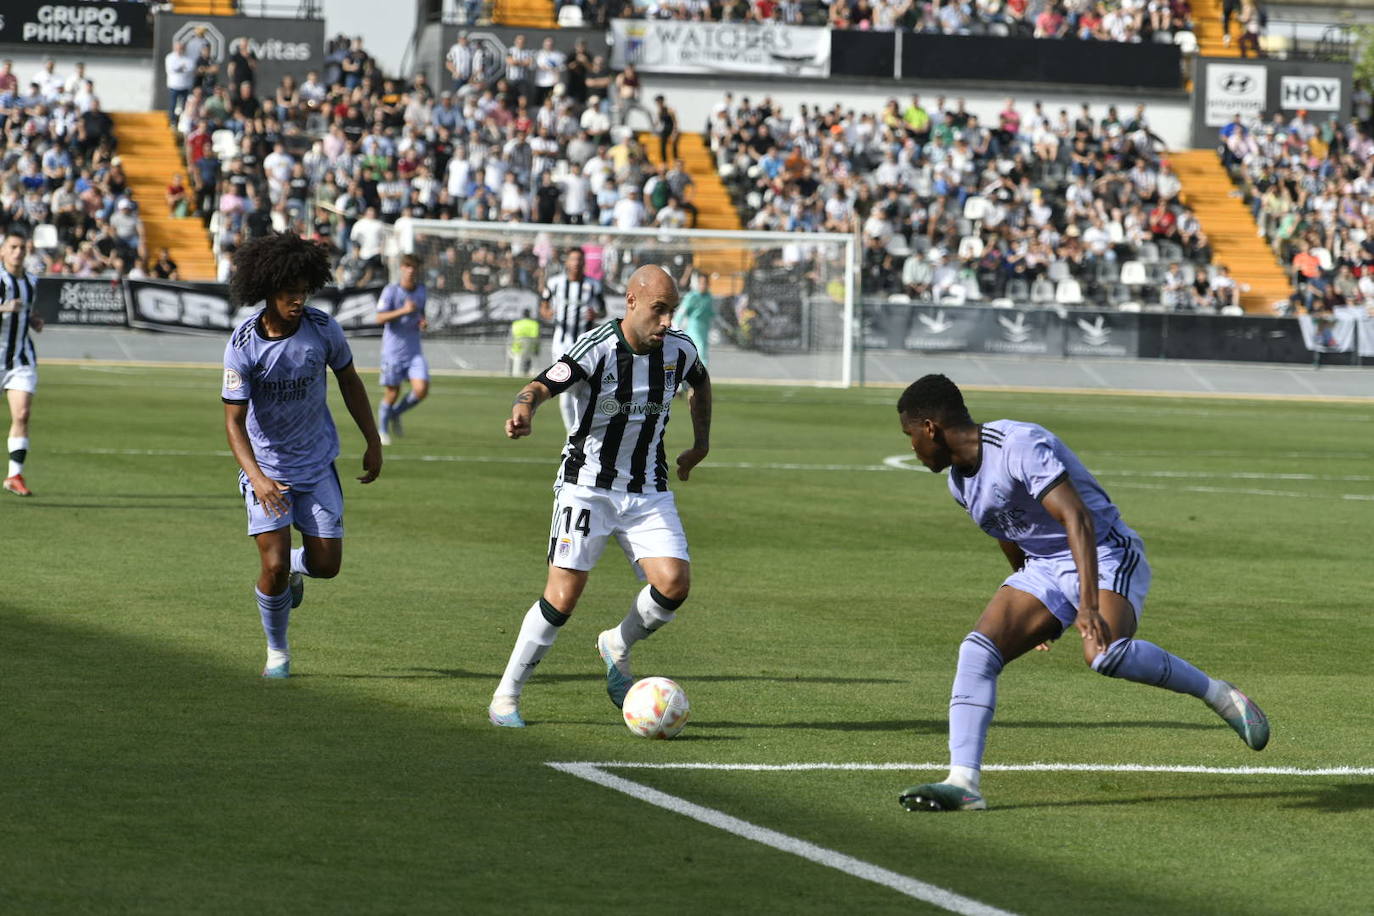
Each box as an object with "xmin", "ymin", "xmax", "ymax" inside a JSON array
[{"xmin": 387, "ymin": 220, "xmax": 859, "ymax": 387}]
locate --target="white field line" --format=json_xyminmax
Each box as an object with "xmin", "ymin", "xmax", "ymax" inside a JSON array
[
  {"xmin": 48, "ymin": 447, "xmax": 1374, "ymax": 501},
  {"xmin": 546, "ymin": 761, "xmax": 1019, "ymax": 916},
  {"xmin": 551, "ymin": 761, "xmax": 1374, "ymax": 777}
]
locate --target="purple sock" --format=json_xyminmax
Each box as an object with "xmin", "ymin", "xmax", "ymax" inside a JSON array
[
  {"xmin": 256, "ymin": 586, "xmax": 292, "ymax": 653},
  {"xmin": 1092, "ymin": 637, "xmax": 1210, "ymax": 698},
  {"xmin": 392, "ymin": 392, "xmax": 422, "ymax": 416},
  {"xmin": 949, "ymin": 632, "xmax": 1004, "ymax": 771}
]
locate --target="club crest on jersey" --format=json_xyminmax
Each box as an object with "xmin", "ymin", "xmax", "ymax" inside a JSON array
[
  {"xmin": 558, "ymin": 537, "xmax": 571, "ymax": 558},
  {"xmin": 663, "ymin": 366, "xmax": 677, "ymax": 391},
  {"xmin": 223, "ymin": 368, "xmax": 243, "ymax": 390}
]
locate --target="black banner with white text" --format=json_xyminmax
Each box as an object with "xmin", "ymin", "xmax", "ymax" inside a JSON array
[{"xmin": 0, "ymin": 1, "xmax": 153, "ymax": 50}]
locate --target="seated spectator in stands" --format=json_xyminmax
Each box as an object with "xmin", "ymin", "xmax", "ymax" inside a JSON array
[
  {"xmin": 152, "ymin": 247, "xmax": 180, "ymax": 280},
  {"xmin": 1292, "ymin": 242, "xmax": 1325, "ymax": 311},
  {"xmin": 1162, "ymin": 262, "xmax": 1190, "ymax": 310}
]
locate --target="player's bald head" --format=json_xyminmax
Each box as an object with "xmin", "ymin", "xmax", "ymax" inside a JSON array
[{"xmin": 627, "ymin": 264, "xmax": 679, "ymax": 307}]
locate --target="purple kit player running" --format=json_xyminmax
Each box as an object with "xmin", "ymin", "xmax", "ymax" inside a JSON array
[
  {"xmin": 221, "ymin": 233, "xmax": 383, "ymax": 678},
  {"xmin": 894, "ymin": 375, "xmax": 1269, "ymax": 812},
  {"xmin": 375, "ymin": 254, "xmax": 428, "ymax": 446}
]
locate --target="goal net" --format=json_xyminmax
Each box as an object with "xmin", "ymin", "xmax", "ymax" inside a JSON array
[{"xmin": 388, "ymin": 220, "xmax": 858, "ymax": 386}]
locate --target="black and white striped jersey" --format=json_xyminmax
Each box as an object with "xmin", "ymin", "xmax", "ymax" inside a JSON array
[
  {"xmin": 541, "ymin": 273, "xmax": 605, "ymax": 355},
  {"xmin": 535, "ymin": 321, "xmax": 706, "ymax": 494},
  {"xmin": 0, "ymin": 269, "xmax": 38, "ymax": 372}
]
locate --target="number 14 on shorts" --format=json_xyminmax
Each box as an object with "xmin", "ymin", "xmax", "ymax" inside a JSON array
[{"xmin": 549, "ymin": 505, "xmax": 591, "ymax": 563}]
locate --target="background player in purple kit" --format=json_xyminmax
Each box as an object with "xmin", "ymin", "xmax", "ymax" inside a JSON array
[
  {"xmin": 894, "ymin": 374, "xmax": 1269, "ymax": 812},
  {"xmin": 221, "ymin": 233, "xmax": 383, "ymax": 678},
  {"xmin": 375, "ymin": 254, "xmax": 429, "ymax": 446}
]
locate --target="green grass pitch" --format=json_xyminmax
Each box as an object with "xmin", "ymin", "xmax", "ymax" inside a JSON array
[{"xmin": 4, "ymin": 364, "xmax": 1372, "ymax": 915}]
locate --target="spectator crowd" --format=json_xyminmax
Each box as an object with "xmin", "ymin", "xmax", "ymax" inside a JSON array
[
  {"xmin": 0, "ymin": 56, "xmax": 168, "ymax": 279},
  {"xmin": 1220, "ymin": 94, "xmax": 1374, "ymax": 315},
  {"xmin": 170, "ymin": 31, "xmax": 699, "ymax": 286},
  {"xmin": 713, "ymin": 92, "xmax": 1234, "ymax": 311}
]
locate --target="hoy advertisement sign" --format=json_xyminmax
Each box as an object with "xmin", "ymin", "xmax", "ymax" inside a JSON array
[
  {"xmin": 152, "ymin": 13, "xmax": 324, "ymax": 107},
  {"xmin": 1190, "ymin": 57, "xmax": 1352, "ymax": 147}
]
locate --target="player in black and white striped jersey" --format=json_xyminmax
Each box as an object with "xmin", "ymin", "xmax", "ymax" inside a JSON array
[
  {"xmin": 489, "ymin": 264, "xmax": 712, "ymax": 728},
  {"xmin": 539, "ymin": 247, "xmax": 605, "ymax": 434},
  {"xmin": 0, "ymin": 230, "xmax": 43, "ymax": 497}
]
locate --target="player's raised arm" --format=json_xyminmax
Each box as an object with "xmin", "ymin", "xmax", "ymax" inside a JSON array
[
  {"xmin": 333, "ymin": 362, "xmax": 383, "ymax": 482},
  {"xmin": 676, "ymin": 368, "xmax": 711, "ymax": 481}
]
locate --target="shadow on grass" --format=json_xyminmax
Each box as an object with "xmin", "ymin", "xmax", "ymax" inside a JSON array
[
  {"xmin": 689, "ymin": 718, "xmax": 1216, "ymax": 733},
  {"xmin": 328, "ymin": 667, "xmax": 905, "ymax": 686},
  {"xmin": 995, "ymin": 782, "xmax": 1374, "ymax": 813}
]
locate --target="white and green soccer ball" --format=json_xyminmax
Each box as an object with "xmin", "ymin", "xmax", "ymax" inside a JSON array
[{"xmin": 622, "ymin": 676, "xmax": 690, "ymax": 739}]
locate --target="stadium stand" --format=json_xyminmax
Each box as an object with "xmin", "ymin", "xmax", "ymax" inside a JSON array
[
  {"xmin": 0, "ymin": 57, "xmax": 156, "ymax": 278},
  {"xmin": 1219, "ymin": 108, "xmax": 1374, "ymax": 313},
  {"xmin": 711, "ymin": 94, "xmax": 1233, "ymax": 311}
]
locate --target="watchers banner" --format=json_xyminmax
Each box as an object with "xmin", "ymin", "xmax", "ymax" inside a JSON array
[
  {"xmin": 0, "ymin": 1, "xmax": 153, "ymax": 50},
  {"xmin": 610, "ymin": 20, "xmax": 831, "ymax": 78},
  {"xmin": 123, "ymin": 279, "xmax": 384, "ymax": 336},
  {"xmin": 151, "ymin": 14, "xmax": 325, "ymax": 110}
]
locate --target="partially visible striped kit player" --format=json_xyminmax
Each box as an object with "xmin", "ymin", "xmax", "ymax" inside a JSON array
[
  {"xmin": 540, "ymin": 247, "xmax": 606, "ymax": 434},
  {"xmin": 490, "ymin": 265, "xmax": 712, "ymax": 728},
  {"xmin": 1, "ymin": 230, "xmax": 42, "ymax": 497}
]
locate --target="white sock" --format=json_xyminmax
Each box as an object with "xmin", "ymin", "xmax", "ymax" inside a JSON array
[
  {"xmin": 495, "ymin": 600, "xmax": 567, "ymax": 698},
  {"xmin": 7, "ymin": 436, "xmax": 28, "ymax": 477},
  {"xmin": 266, "ymin": 648, "xmax": 291, "ymax": 668},
  {"xmin": 945, "ymin": 765, "xmax": 981, "ymax": 793},
  {"xmin": 1203, "ymin": 678, "xmax": 1227, "ymax": 707}
]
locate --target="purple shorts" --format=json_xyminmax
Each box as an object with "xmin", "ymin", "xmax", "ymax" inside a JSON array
[
  {"xmin": 1004, "ymin": 525, "xmax": 1151, "ymax": 632},
  {"xmin": 379, "ymin": 352, "xmax": 429, "ymax": 388}
]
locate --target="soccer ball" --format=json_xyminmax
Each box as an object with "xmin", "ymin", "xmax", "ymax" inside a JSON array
[{"xmin": 622, "ymin": 677, "xmax": 690, "ymax": 739}]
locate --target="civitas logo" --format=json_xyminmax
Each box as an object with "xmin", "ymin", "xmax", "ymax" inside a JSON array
[
  {"xmin": 998, "ymin": 312, "xmax": 1032, "ymax": 343},
  {"xmin": 173, "ymin": 21, "xmax": 312, "ymax": 62},
  {"xmin": 1076, "ymin": 315, "xmax": 1111, "ymax": 346},
  {"xmin": 1221, "ymin": 73, "xmax": 1254, "ymax": 95}
]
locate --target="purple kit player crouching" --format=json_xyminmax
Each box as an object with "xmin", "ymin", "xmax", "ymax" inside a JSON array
[
  {"xmin": 895, "ymin": 375, "xmax": 1269, "ymax": 812},
  {"xmin": 375, "ymin": 254, "xmax": 429, "ymax": 446},
  {"xmin": 221, "ymin": 233, "xmax": 383, "ymax": 678}
]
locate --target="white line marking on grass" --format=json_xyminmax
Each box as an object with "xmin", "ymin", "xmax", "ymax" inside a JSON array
[
  {"xmin": 46, "ymin": 448, "xmax": 1374, "ymax": 502},
  {"xmin": 546, "ymin": 762, "xmax": 1019, "ymax": 916},
  {"xmin": 554, "ymin": 762, "xmax": 1374, "ymax": 776}
]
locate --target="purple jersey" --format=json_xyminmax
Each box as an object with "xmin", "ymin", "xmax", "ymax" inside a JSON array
[
  {"xmin": 221, "ymin": 307, "xmax": 354, "ymax": 484},
  {"xmin": 378, "ymin": 283, "xmax": 426, "ymax": 362},
  {"xmin": 947, "ymin": 420, "xmax": 1123, "ymax": 559}
]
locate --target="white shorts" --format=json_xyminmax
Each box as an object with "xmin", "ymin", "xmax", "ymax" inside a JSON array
[
  {"xmin": 1003, "ymin": 525, "xmax": 1151, "ymax": 633},
  {"xmin": 1, "ymin": 364, "xmax": 37, "ymax": 394},
  {"xmin": 547, "ymin": 482, "xmax": 690, "ymax": 576},
  {"xmin": 240, "ymin": 465, "xmax": 345, "ymax": 538}
]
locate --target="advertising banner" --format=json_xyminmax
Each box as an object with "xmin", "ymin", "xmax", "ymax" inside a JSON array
[
  {"xmin": 1203, "ymin": 62, "xmax": 1267, "ymax": 127},
  {"xmin": 893, "ymin": 304, "xmax": 1066, "ymax": 357},
  {"xmin": 152, "ymin": 14, "xmax": 325, "ymax": 108},
  {"xmin": 1297, "ymin": 308, "xmax": 1359, "ymax": 353},
  {"xmin": 0, "ymin": 1, "xmax": 153, "ymax": 50},
  {"xmin": 124, "ymin": 280, "xmax": 385, "ymax": 336},
  {"xmin": 33, "ymin": 278, "xmax": 128, "ymax": 326},
  {"xmin": 610, "ymin": 20, "xmax": 830, "ymax": 77},
  {"xmin": 1063, "ymin": 310, "xmax": 1138, "ymax": 359}
]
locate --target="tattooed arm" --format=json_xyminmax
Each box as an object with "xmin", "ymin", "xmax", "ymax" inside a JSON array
[
  {"xmin": 675, "ymin": 369, "xmax": 711, "ymax": 481},
  {"xmin": 505, "ymin": 380, "xmax": 551, "ymax": 439}
]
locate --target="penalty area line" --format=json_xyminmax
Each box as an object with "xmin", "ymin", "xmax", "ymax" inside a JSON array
[{"xmin": 546, "ymin": 762, "xmax": 1018, "ymax": 916}]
